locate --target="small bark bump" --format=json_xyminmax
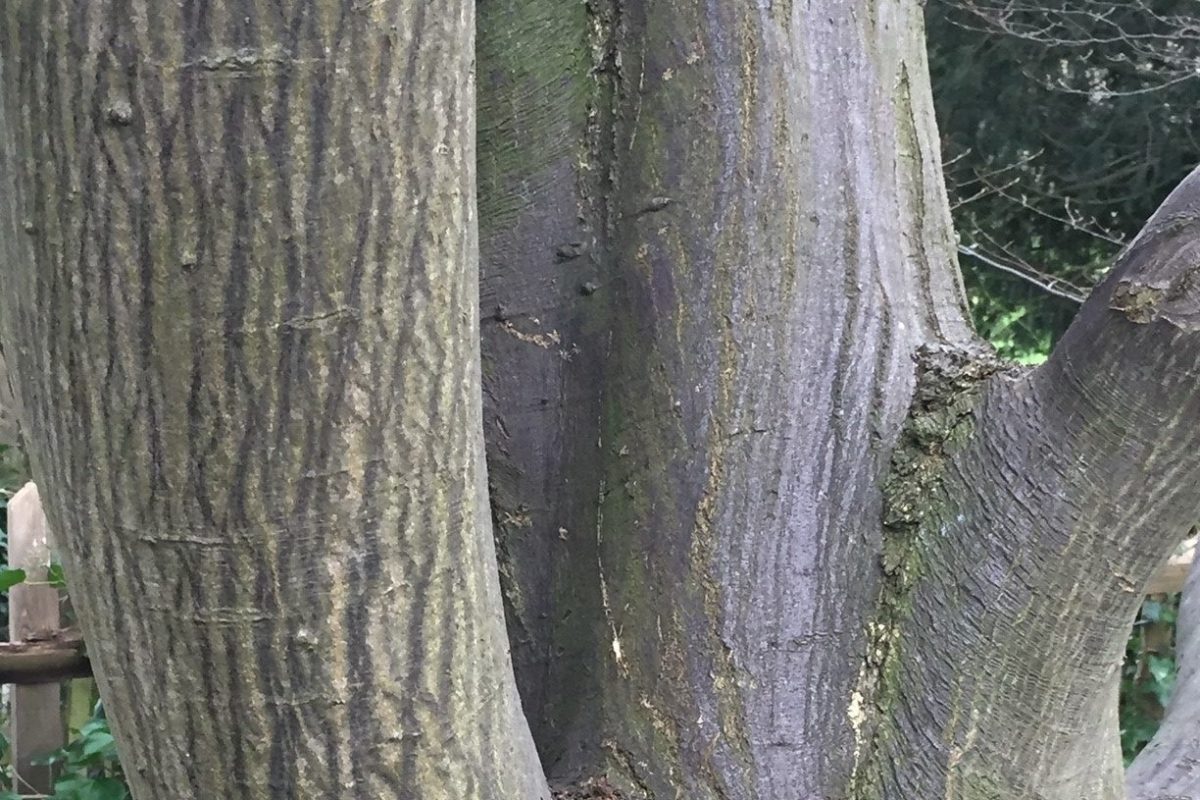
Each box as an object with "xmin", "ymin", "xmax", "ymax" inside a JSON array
[
  {"xmin": 556, "ymin": 242, "xmax": 586, "ymax": 261},
  {"xmin": 105, "ymin": 99, "xmax": 134, "ymax": 126}
]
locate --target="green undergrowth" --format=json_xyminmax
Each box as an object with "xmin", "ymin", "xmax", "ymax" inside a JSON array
[
  {"xmin": 0, "ymin": 449, "xmax": 130, "ymax": 800},
  {"xmin": 0, "ymin": 703, "xmax": 129, "ymax": 800},
  {"xmin": 1121, "ymin": 595, "xmax": 1180, "ymax": 763}
]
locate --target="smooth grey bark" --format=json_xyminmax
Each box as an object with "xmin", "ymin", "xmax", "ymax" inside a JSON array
[
  {"xmin": 478, "ymin": 1, "xmax": 1200, "ymax": 798},
  {"xmin": 475, "ymin": 0, "xmax": 608, "ymax": 755},
  {"xmin": 476, "ymin": 0, "xmax": 978, "ymax": 796},
  {"xmin": 0, "ymin": 2, "xmax": 547, "ymax": 798}
]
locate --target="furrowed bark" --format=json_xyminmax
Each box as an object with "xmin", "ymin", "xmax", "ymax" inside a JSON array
[
  {"xmin": 478, "ymin": 0, "xmax": 975, "ymax": 794},
  {"xmin": 862, "ymin": 166, "xmax": 1200, "ymax": 798},
  {"xmin": 1128, "ymin": 546, "xmax": 1200, "ymax": 799},
  {"xmin": 0, "ymin": 2, "xmax": 547, "ymax": 798}
]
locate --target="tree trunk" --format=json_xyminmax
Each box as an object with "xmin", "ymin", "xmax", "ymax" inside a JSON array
[
  {"xmin": 0, "ymin": 2, "xmax": 547, "ymax": 798},
  {"xmin": 477, "ymin": 0, "xmax": 977, "ymax": 795},
  {"xmin": 2, "ymin": 0, "xmax": 1197, "ymax": 799},
  {"xmin": 476, "ymin": 0, "xmax": 1200, "ymax": 797}
]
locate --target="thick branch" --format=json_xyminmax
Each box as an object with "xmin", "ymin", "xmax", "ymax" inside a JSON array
[{"xmin": 863, "ymin": 164, "xmax": 1200, "ymax": 798}]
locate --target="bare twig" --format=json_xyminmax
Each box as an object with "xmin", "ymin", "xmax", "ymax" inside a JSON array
[{"xmin": 958, "ymin": 243, "xmax": 1090, "ymax": 303}]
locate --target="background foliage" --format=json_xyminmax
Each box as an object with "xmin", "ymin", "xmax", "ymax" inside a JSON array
[
  {"xmin": 929, "ymin": 0, "xmax": 1200, "ymax": 362},
  {"xmin": 0, "ymin": 454, "xmax": 130, "ymax": 798}
]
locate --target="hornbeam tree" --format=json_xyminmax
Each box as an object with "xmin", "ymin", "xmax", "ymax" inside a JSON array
[{"xmin": 0, "ymin": 0, "xmax": 1197, "ymax": 798}]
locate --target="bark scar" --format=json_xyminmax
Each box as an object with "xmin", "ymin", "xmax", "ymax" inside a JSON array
[
  {"xmin": 1111, "ymin": 268, "xmax": 1200, "ymax": 330},
  {"xmin": 176, "ymin": 45, "xmax": 312, "ymax": 74}
]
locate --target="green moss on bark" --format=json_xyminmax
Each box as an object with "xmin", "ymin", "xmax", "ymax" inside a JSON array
[
  {"xmin": 476, "ymin": 0, "xmax": 591, "ymax": 231},
  {"xmin": 849, "ymin": 343, "xmax": 1014, "ymax": 799}
]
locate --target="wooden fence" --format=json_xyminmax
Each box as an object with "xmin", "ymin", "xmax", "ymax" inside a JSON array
[{"xmin": 3, "ymin": 484, "xmax": 90, "ymax": 795}]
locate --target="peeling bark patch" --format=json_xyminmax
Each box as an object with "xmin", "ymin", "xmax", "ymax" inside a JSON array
[
  {"xmin": 1111, "ymin": 275, "xmax": 1200, "ymax": 330},
  {"xmin": 1105, "ymin": 181, "xmax": 1200, "ymax": 330},
  {"xmin": 881, "ymin": 343, "xmax": 1010, "ymax": 564},
  {"xmin": 1111, "ymin": 281, "xmax": 1167, "ymax": 324},
  {"xmin": 499, "ymin": 319, "xmax": 563, "ymax": 349}
]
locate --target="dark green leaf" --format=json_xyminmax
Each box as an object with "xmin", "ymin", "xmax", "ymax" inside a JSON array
[
  {"xmin": 0, "ymin": 568, "xmax": 26, "ymax": 591},
  {"xmin": 80, "ymin": 731, "xmax": 115, "ymax": 757}
]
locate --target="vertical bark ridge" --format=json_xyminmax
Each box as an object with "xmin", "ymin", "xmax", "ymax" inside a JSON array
[{"xmin": 0, "ymin": 2, "xmax": 548, "ymax": 798}]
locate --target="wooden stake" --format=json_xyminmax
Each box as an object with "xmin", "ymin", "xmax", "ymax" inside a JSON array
[{"xmin": 8, "ymin": 482, "xmax": 62, "ymax": 794}]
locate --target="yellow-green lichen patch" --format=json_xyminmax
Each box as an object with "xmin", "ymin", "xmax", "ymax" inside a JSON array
[{"xmin": 848, "ymin": 343, "xmax": 1014, "ymax": 799}]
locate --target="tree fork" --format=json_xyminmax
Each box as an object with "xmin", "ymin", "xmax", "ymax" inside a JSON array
[
  {"xmin": 2, "ymin": 0, "xmax": 1197, "ymax": 797},
  {"xmin": 863, "ymin": 167, "xmax": 1200, "ymax": 798},
  {"xmin": 481, "ymin": 0, "xmax": 976, "ymax": 796}
]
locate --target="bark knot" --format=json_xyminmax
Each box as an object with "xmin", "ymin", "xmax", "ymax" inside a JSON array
[
  {"xmin": 882, "ymin": 342, "xmax": 1011, "ymax": 550},
  {"xmin": 1106, "ymin": 185, "xmax": 1200, "ymax": 330},
  {"xmin": 1110, "ymin": 270, "xmax": 1200, "ymax": 330}
]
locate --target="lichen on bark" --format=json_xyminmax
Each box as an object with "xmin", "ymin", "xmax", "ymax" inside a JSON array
[{"xmin": 849, "ymin": 343, "xmax": 1016, "ymax": 798}]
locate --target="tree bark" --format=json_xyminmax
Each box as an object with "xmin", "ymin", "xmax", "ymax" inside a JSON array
[
  {"xmin": 0, "ymin": 2, "xmax": 547, "ymax": 798},
  {"xmin": 477, "ymin": 1, "xmax": 1200, "ymax": 797},
  {"xmin": 1, "ymin": 0, "xmax": 1195, "ymax": 798},
  {"xmin": 866, "ymin": 167, "xmax": 1200, "ymax": 799},
  {"xmin": 477, "ymin": 0, "xmax": 978, "ymax": 795},
  {"xmin": 475, "ymin": 0, "xmax": 608, "ymax": 757}
]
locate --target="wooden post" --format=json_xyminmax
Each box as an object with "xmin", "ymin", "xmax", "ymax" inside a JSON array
[
  {"xmin": 8, "ymin": 482, "xmax": 62, "ymax": 794},
  {"xmin": 1146, "ymin": 536, "xmax": 1198, "ymax": 595},
  {"xmin": 65, "ymin": 677, "xmax": 96, "ymax": 735}
]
